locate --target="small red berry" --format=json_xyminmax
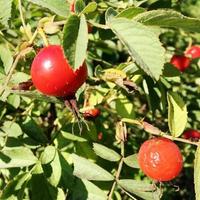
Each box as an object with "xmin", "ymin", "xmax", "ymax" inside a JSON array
[
  {"xmin": 185, "ymin": 45, "xmax": 200, "ymax": 59},
  {"xmin": 83, "ymin": 108, "xmax": 101, "ymax": 120},
  {"xmin": 170, "ymin": 55, "xmax": 190, "ymax": 72},
  {"xmin": 138, "ymin": 137, "xmax": 183, "ymax": 182},
  {"xmin": 31, "ymin": 45, "xmax": 87, "ymax": 97},
  {"xmin": 70, "ymin": 1, "xmax": 75, "ymax": 12},
  {"xmin": 98, "ymin": 132, "xmax": 103, "ymax": 140},
  {"xmin": 88, "ymin": 24, "xmax": 93, "ymax": 33},
  {"xmin": 183, "ymin": 129, "xmax": 200, "ymax": 140}
]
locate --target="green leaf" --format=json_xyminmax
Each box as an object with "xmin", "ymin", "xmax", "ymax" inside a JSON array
[
  {"xmin": 0, "ymin": 0, "xmax": 12, "ymax": 26},
  {"xmin": 167, "ymin": 92, "xmax": 187, "ymax": 137},
  {"xmin": 30, "ymin": 163, "xmax": 65, "ymax": 200},
  {"xmin": 7, "ymin": 94, "xmax": 20, "ymax": 109},
  {"xmin": 108, "ymin": 18, "xmax": 165, "ymax": 80},
  {"xmin": 74, "ymin": 0, "xmax": 85, "ymax": 13},
  {"xmin": 124, "ymin": 154, "xmax": 139, "ymax": 168},
  {"xmin": 1, "ymin": 121, "xmax": 23, "ymax": 138},
  {"xmin": 143, "ymin": 78, "xmax": 160, "ymax": 114},
  {"xmin": 118, "ymin": 179, "xmax": 161, "ymax": 200},
  {"xmin": 118, "ymin": 179, "xmax": 155, "ymax": 192},
  {"xmin": 1, "ymin": 172, "xmax": 31, "ymax": 200},
  {"xmin": 27, "ymin": 0, "xmax": 69, "ymax": 17},
  {"xmin": 42, "ymin": 149, "xmax": 62, "ymax": 187},
  {"xmin": 62, "ymin": 14, "xmax": 88, "ymax": 69},
  {"xmin": 61, "ymin": 131, "xmax": 87, "ymax": 142},
  {"xmin": 115, "ymin": 93, "xmax": 135, "ymax": 118},
  {"xmin": 22, "ymin": 116, "xmax": 49, "ymax": 144},
  {"xmin": 10, "ymin": 90, "xmax": 62, "ymax": 104},
  {"xmin": 194, "ymin": 146, "xmax": 200, "ymax": 200},
  {"xmin": 93, "ymin": 143, "xmax": 121, "ymax": 162},
  {"xmin": 71, "ymin": 178, "xmax": 107, "ymax": 200},
  {"xmin": 105, "ymin": 7, "xmax": 118, "ymax": 23},
  {"xmin": 82, "ymin": 2, "xmax": 97, "ymax": 14},
  {"xmin": 40, "ymin": 146, "xmax": 56, "ymax": 164},
  {"xmin": 117, "ymin": 7, "xmax": 146, "ymax": 19},
  {"xmin": 0, "ymin": 147, "xmax": 37, "ymax": 168},
  {"xmin": 75, "ymin": 142, "xmax": 97, "ymax": 161},
  {"xmin": 134, "ymin": 9, "xmax": 200, "ymax": 33},
  {"xmin": 0, "ymin": 44, "xmax": 13, "ymax": 74},
  {"xmin": 59, "ymin": 152, "xmax": 75, "ymax": 190},
  {"xmin": 72, "ymin": 154, "xmax": 114, "ymax": 181}
]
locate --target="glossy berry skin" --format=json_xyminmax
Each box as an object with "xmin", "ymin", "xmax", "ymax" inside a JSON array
[
  {"xmin": 138, "ymin": 137, "xmax": 183, "ymax": 182},
  {"xmin": 183, "ymin": 129, "xmax": 200, "ymax": 140},
  {"xmin": 170, "ymin": 55, "xmax": 190, "ymax": 72},
  {"xmin": 31, "ymin": 45, "xmax": 87, "ymax": 97},
  {"xmin": 185, "ymin": 46, "xmax": 200, "ymax": 59},
  {"xmin": 83, "ymin": 108, "xmax": 101, "ymax": 120}
]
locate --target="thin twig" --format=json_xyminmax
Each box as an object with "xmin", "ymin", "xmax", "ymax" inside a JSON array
[
  {"xmin": 0, "ymin": 47, "xmax": 33, "ymax": 96},
  {"xmin": 108, "ymin": 142, "xmax": 125, "ymax": 200},
  {"xmin": 18, "ymin": 0, "xmax": 31, "ymax": 40},
  {"xmin": 122, "ymin": 118, "xmax": 199, "ymax": 146},
  {"xmin": 119, "ymin": 186, "xmax": 138, "ymax": 200}
]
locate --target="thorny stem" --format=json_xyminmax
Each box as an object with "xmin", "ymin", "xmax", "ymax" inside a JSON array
[
  {"xmin": 122, "ymin": 118, "xmax": 199, "ymax": 146},
  {"xmin": 0, "ymin": 47, "xmax": 33, "ymax": 96},
  {"xmin": 18, "ymin": 0, "xmax": 32, "ymax": 40},
  {"xmin": 108, "ymin": 142, "xmax": 125, "ymax": 200}
]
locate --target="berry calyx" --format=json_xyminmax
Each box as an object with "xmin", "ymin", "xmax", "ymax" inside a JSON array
[
  {"xmin": 170, "ymin": 55, "xmax": 190, "ymax": 72},
  {"xmin": 83, "ymin": 108, "xmax": 101, "ymax": 120},
  {"xmin": 31, "ymin": 45, "xmax": 87, "ymax": 97},
  {"xmin": 185, "ymin": 45, "xmax": 200, "ymax": 59},
  {"xmin": 183, "ymin": 129, "xmax": 200, "ymax": 140},
  {"xmin": 138, "ymin": 137, "xmax": 183, "ymax": 182}
]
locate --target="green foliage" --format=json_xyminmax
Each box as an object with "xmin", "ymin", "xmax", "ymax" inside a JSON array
[
  {"xmin": 0, "ymin": 0, "xmax": 12, "ymax": 26},
  {"xmin": 134, "ymin": 9, "xmax": 200, "ymax": 33},
  {"xmin": 108, "ymin": 17, "xmax": 165, "ymax": 80},
  {"xmin": 72, "ymin": 154, "xmax": 114, "ymax": 181},
  {"xmin": 0, "ymin": 0, "xmax": 200, "ymax": 199},
  {"xmin": 118, "ymin": 179, "xmax": 161, "ymax": 200},
  {"xmin": 27, "ymin": 0, "xmax": 70, "ymax": 17},
  {"xmin": 0, "ymin": 44, "xmax": 13, "ymax": 74},
  {"xmin": 0, "ymin": 147, "xmax": 37, "ymax": 168},
  {"xmin": 167, "ymin": 92, "xmax": 187, "ymax": 137},
  {"xmin": 93, "ymin": 143, "xmax": 121, "ymax": 162},
  {"xmin": 62, "ymin": 14, "xmax": 88, "ymax": 69}
]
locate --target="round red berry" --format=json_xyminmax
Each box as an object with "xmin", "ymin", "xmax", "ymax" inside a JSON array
[
  {"xmin": 70, "ymin": 1, "xmax": 75, "ymax": 12},
  {"xmin": 170, "ymin": 55, "xmax": 190, "ymax": 72},
  {"xmin": 31, "ymin": 45, "xmax": 87, "ymax": 97},
  {"xmin": 185, "ymin": 45, "xmax": 200, "ymax": 59},
  {"xmin": 183, "ymin": 129, "xmax": 200, "ymax": 140},
  {"xmin": 138, "ymin": 137, "xmax": 183, "ymax": 182},
  {"xmin": 83, "ymin": 108, "xmax": 101, "ymax": 120}
]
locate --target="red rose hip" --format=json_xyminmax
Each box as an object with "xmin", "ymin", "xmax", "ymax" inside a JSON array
[
  {"xmin": 31, "ymin": 45, "xmax": 87, "ymax": 97},
  {"xmin": 70, "ymin": 1, "xmax": 75, "ymax": 12},
  {"xmin": 183, "ymin": 129, "xmax": 200, "ymax": 140},
  {"xmin": 138, "ymin": 137, "xmax": 183, "ymax": 182},
  {"xmin": 185, "ymin": 45, "xmax": 200, "ymax": 59},
  {"xmin": 170, "ymin": 55, "xmax": 190, "ymax": 72},
  {"xmin": 83, "ymin": 108, "xmax": 101, "ymax": 120}
]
